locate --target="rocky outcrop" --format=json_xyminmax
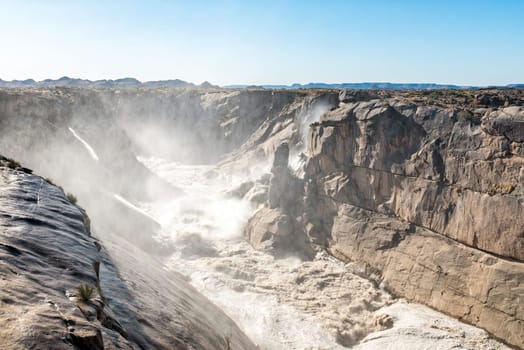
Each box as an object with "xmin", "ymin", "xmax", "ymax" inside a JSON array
[
  {"xmin": 326, "ymin": 203, "xmax": 524, "ymax": 347},
  {"xmin": 245, "ymin": 143, "xmax": 312, "ymax": 256},
  {"xmin": 0, "ymin": 158, "xmax": 256, "ymax": 349},
  {"xmin": 0, "ymin": 88, "xmax": 178, "ymax": 202},
  {"xmin": 0, "ymin": 158, "xmax": 129, "ymax": 349},
  {"xmin": 217, "ymin": 90, "xmax": 340, "ymax": 172},
  {"xmin": 298, "ymin": 101, "xmax": 524, "ymax": 348},
  {"xmin": 305, "ymin": 101, "xmax": 524, "ymax": 261},
  {"xmin": 239, "ymin": 94, "xmax": 523, "ymax": 348}
]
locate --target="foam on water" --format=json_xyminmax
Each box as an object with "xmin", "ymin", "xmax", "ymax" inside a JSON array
[{"xmin": 138, "ymin": 157, "xmax": 253, "ymax": 241}]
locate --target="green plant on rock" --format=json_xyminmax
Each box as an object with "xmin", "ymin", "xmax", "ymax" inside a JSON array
[
  {"xmin": 82, "ymin": 212, "xmax": 92, "ymax": 236},
  {"xmin": 2, "ymin": 157, "xmax": 32, "ymax": 174},
  {"xmin": 76, "ymin": 283, "xmax": 96, "ymax": 302},
  {"xmin": 426, "ymin": 91, "xmax": 441, "ymax": 100},
  {"xmin": 45, "ymin": 177, "xmax": 64, "ymax": 191}
]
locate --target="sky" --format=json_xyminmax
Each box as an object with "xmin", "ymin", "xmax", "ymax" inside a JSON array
[{"xmin": 0, "ymin": 0, "xmax": 523, "ymax": 86}]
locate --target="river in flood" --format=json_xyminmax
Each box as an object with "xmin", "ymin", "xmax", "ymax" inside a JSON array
[{"xmin": 137, "ymin": 157, "xmax": 509, "ymax": 350}]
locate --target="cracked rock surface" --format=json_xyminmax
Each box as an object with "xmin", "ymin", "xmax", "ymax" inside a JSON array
[{"xmin": 0, "ymin": 159, "xmax": 256, "ymax": 350}]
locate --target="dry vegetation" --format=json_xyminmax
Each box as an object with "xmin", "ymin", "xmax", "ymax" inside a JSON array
[{"xmin": 76, "ymin": 283, "xmax": 96, "ymax": 302}]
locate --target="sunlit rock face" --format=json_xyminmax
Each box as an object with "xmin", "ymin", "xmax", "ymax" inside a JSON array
[
  {"xmin": 299, "ymin": 101, "xmax": 524, "ymax": 348},
  {"xmin": 0, "ymin": 158, "xmax": 256, "ymax": 350},
  {"xmin": 0, "ymin": 157, "xmax": 120, "ymax": 350},
  {"xmin": 305, "ymin": 101, "xmax": 524, "ymax": 260},
  {"xmin": 236, "ymin": 93, "xmax": 524, "ymax": 348}
]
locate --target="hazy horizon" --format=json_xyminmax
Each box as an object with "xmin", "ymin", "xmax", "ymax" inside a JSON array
[
  {"xmin": 1, "ymin": 0, "xmax": 523, "ymax": 86},
  {"xmin": 1, "ymin": 76, "xmax": 523, "ymax": 88}
]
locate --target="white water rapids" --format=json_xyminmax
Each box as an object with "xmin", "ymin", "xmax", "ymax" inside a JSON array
[{"xmin": 136, "ymin": 157, "xmax": 509, "ymax": 350}]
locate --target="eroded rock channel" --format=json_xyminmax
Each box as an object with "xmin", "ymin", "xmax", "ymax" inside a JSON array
[{"xmin": 0, "ymin": 87, "xmax": 522, "ymax": 349}]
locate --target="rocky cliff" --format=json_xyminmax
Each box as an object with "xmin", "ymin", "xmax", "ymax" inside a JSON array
[
  {"xmin": 244, "ymin": 91, "xmax": 524, "ymax": 348},
  {"xmin": 305, "ymin": 100, "xmax": 524, "ymax": 347},
  {"xmin": 0, "ymin": 156, "xmax": 256, "ymax": 349},
  {"xmin": 0, "ymin": 86, "xmax": 337, "ymax": 349},
  {"xmin": 1, "ymin": 86, "xmax": 523, "ymax": 348},
  {"xmin": 0, "ymin": 87, "xmax": 338, "ymax": 251}
]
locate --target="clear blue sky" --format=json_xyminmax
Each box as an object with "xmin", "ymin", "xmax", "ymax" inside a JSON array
[{"xmin": 1, "ymin": 0, "xmax": 523, "ymax": 86}]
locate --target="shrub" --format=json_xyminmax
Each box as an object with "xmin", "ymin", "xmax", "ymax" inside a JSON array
[
  {"xmin": 488, "ymin": 183, "xmax": 515, "ymax": 195},
  {"xmin": 6, "ymin": 158, "xmax": 21, "ymax": 169},
  {"xmin": 44, "ymin": 177, "xmax": 65, "ymax": 193},
  {"xmin": 426, "ymin": 91, "xmax": 441, "ymax": 100},
  {"xmin": 82, "ymin": 211, "xmax": 92, "ymax": 236},
  {"xmin": 66, "ymin": 192, "xmax": 78, "ymax": 205},
  {"xmin": 2, "ymin": 158, "xmax": 32, "ymax": 174},
  {"xmin": 76, "ymin": 283, "xmax": 96, "ymax": 302}
]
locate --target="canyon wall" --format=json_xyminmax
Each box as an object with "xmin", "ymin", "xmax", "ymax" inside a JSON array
[
  {"xmin": 243, "ymin": 91, "xmax": 524, "ymax": 348},
  {"xmin": 0, "ymin": 87, "xmax": 337, "ymax": 249},
  {"xmin": 0, "ymin": 156, "xmax": 256, "ymax": 349},
  {"xmin": 1, "ymin": 87, "xmax": 523, "ymax": 348},
  {"xmin": 302, "ymin": 100, "xmax": 524, "ymax": 347}
]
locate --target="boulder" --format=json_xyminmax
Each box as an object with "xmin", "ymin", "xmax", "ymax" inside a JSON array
[
  {"xmin": 245, "ymin": 207, "xmax": 293, "ymax": 250},
  {"xmin": 69, "ymin": 326, "xmax": 104, "ymax": 350}
]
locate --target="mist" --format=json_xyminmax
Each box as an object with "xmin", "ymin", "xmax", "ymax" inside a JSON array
[{"xmin": 0, "ymin": 87, "xmax": 348, "ymax": 349}]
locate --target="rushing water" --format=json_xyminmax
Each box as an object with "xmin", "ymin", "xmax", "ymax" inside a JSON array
[
  {"xmin": 68, "ymin": 127, "xmax": 100, "ymax": 161},
  {"xmin": 137, "ymin": 157, "xmax": 510, "ymax": 350}
]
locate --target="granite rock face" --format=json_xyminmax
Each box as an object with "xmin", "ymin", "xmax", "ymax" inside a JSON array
[
  {"xmin": 242, "ymin": 95, "xmax": 523, "ymax": 348},
  {"xmin": 305, "ymin": 101, "xmax": 524, "ymax": 260},
  {"xmin": 0, "ymin": 158, "xmax": 256, "ymax": 350},
  {"xmin": 299, "ymin": 100, "xmax": 524, "ymax": 348}
]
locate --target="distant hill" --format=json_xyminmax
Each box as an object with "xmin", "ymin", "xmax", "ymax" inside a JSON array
[
  {"xmin": 224, "ymin": 82, "xmax": 524, "ymax": 90},
  {"xmin": 0, "ymin": 77, "xmax": 219, "ymax": 89},
  {"xmin": 292, "ymin": 82, "xmax": 464, "ymax": 89},
  {"xmin": 1, "ymin": 77, "xmax": 522, "ymax": 90}
]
